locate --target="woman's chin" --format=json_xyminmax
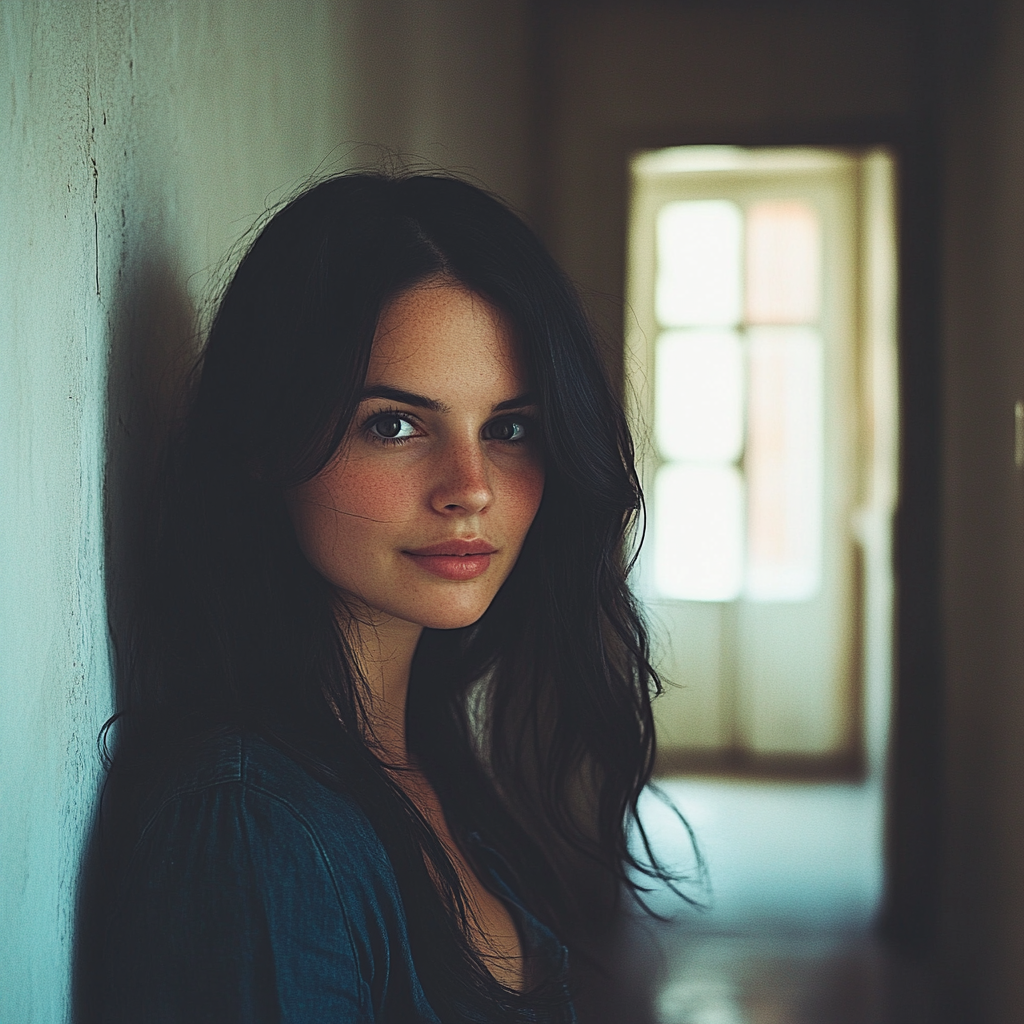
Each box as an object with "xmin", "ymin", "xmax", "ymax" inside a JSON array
[
  {"xmin": 416, "ymin": 607, "xmax": 490, "ymax": 631},
  {"xmin": 398, "ymin": 592, "xmax": 495, "ymax": 632},
  {"xmin": 332, "ymin": 585, "xmax": 495, "ymax": 633}
]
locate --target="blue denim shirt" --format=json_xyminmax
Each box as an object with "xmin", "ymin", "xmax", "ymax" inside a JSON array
[{"xmin": 100, "ymin": 731, "xmax": 575, "ymax": 1023}]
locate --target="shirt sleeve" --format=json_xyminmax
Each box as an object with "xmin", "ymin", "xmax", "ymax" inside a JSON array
[{"xmin": 102, "ymin": 781, "xmax": 375, "ymax": 1024}]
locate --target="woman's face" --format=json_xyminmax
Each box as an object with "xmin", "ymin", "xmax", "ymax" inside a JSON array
[{"xmin": 287, "ymin": 281, "xmax": 544, "ymax": 632}]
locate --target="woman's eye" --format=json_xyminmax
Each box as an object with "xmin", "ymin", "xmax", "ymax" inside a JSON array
[
  {"xmin": 486, "ymin": 418, "xmax": 528, "ymax": 442},
  {"xmin": 368, "ymin": 415, "xmax": 417, "ymax": 441}
]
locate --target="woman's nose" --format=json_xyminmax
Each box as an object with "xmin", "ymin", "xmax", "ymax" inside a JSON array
[{"xmin": 430, "ymin": 437, "xmax": 493, "ymax": 515}]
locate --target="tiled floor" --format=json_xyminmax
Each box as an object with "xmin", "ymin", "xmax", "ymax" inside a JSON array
[{"xmin": 572, "ymin": 778, "xmax": 934, "ymax": 1023}]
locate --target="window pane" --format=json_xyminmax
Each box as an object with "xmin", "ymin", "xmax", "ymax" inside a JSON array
[
  {"xmin": 656, "ymin": 200, "xmax": 742, "ymax": 327},
  {"xmin": 745, "ymin": 201, "xmax": 820, "ymax": 324},
  {"xmin": 744, "ymin": 327, "xmax": 823, "ymax": 601},
  {"xmin": 654, "ymin": 463, "xmax": 744, "ymax": 602},
  {"xmin": 656, "ymin": 330, "xmax": 744, "ymax": 463}
]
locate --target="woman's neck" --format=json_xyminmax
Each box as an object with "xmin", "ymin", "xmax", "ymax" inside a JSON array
[
  {"xmin": 342, "ymin": 607, "xmax": 423, "ymax": 764},
  {"xmin": 340, "ymin": 604, "xmax": 527, "ymax": 993}
]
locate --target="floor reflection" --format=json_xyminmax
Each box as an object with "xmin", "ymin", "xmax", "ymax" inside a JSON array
[
  {"xmin": 575, "ymin": 916, "xmax": 934, "ymax": 1024},
  {"xmin": 572, "ymin": 779, "xmax": 934, "ymax": 1023}
]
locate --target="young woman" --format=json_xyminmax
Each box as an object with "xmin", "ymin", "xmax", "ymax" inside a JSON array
[{"xmin": 98, "ymin": 173, "xmax": 676, "ymax": 1023}]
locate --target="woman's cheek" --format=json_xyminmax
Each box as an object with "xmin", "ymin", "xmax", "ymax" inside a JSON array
[
  {"xmin": 506, "ymin": 457, "xmax": 545, "ymax": 523},
  {"xmin": 329, "ymin": 461, "xmax": 419, "ymax": 524}
]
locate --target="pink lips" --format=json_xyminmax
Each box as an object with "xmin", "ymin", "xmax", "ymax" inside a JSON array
[{"xmin": 404, "ymin": 539, "xmax": 498, "ymax": 581}]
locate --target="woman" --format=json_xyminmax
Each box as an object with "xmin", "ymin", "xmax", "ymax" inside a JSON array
[{"xmin": 98, "ymin": 173, "xmax": 677, "ymax": 1022}]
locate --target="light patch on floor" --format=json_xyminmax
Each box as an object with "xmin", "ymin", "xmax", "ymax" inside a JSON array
[{"xmin": 635, "ymin": 779, "xmax": 884, "ymax": 927}]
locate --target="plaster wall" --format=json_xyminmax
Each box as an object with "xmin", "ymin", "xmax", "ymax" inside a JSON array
[{"xmin": 0, "ymin": 3, "xmax": 531, "ymax": 1019}]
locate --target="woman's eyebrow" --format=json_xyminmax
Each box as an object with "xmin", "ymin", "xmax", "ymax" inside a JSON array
[
  {"xmin": 360, "ymin": 386, "xmax": 536, "ymax": 414},
  {"xmin": 359, "ymin": 385, "xmax": 450, "ymax": 413},
  {"xmin": 493, "ymin": 393, "xmax": 536, "ymax": 412}
]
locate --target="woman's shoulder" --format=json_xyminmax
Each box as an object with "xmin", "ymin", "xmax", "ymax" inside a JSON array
[
  {"xmin": 137, "ymin": 729, "xmax": 367, "ymax": 821},
  {"xmin": 102, "ymin": 729, "xmax": 438, "ymax": 1022},
  {"xmin": 131, "ymin": 728, "xmax": 393, "ymax": 886}
]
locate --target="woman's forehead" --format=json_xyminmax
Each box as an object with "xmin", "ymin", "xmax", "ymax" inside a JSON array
[{"xmin": 367, "ymin": 282, "xmax": 526, "ymax": 394}]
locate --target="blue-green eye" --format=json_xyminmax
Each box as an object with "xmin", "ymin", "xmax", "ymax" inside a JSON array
[
  {"xmin": 368, "ymin": 414, "xmax": 417, "ymax": 441},
  {"xmin": 485, "ymin": 417, "xmax": 529, "ymax": 442}
]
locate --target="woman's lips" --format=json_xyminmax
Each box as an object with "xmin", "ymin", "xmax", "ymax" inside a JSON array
[{"xmin": 404, "ymin": 541, "xmax": 497, "ymax": 581}]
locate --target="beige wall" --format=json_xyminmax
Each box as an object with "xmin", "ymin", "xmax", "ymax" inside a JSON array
[
  {"xmin": 940, "ymin": 0, "xmax": 1024, "ymax": 1019},
  {"xmin": 0, "ymin": 2, "xmax": 532, "ymax": 1018},
  {"xmin": 336, "ymin": 0, "xmax": 536, "ymax": 219}
]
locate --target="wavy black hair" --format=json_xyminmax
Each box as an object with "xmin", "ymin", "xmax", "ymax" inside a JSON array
[{"xmin": 105, "ymin": 172, "xmax": 687, "ymax": 1021}]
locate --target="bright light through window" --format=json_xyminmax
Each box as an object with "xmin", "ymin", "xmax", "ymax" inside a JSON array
[
  {"xmin": 656, "ymin": 330, "xmax": 744, "ymax": 464},
  {"xmin": 654, "ymin": 463, "xmax": 745, "ymax": 602},
  {"xmin": 628, "ymin": 146, "xmax": 897, "ymax": 767},
  {"xmin": 745, "ymin": 327, "xmax": 823, "ymax": 601},
  {"xmin": 656, "ymin": 200, "xmax": 742, "ymax": 327},
  {"xmin": 745, "ymin": 201, "xmax": 821, "ymax": 324},
  {"xmin": 651, "ymin": 196, "xmax": 823, "ymax": 602}
]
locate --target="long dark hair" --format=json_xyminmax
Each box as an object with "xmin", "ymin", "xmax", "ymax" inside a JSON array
[{"xmin": 107, "ymin": 172, "xmax": 683, "ymax": 1020}]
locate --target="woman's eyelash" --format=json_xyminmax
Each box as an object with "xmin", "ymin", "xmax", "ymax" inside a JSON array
[
  {"xmin": 485, "ymin": 414, "xmax": 535, "ymax": 442},
  {"xmin": 361, "ymin": 408, "xmax": 539, "ymax": 445},
  {"xmin": 363, "ymin": 407, "xmax": 420, "ymax": 444}
]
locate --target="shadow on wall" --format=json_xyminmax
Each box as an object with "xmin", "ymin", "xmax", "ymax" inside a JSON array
[{"xmin": 72, "ymin": 245, "xmax": 197, "ymax": 1022}]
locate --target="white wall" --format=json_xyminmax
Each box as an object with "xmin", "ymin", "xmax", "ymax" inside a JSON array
[{"xmin": 0, "ymin": 3, "xmax": 532, "ymax": 1019}]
